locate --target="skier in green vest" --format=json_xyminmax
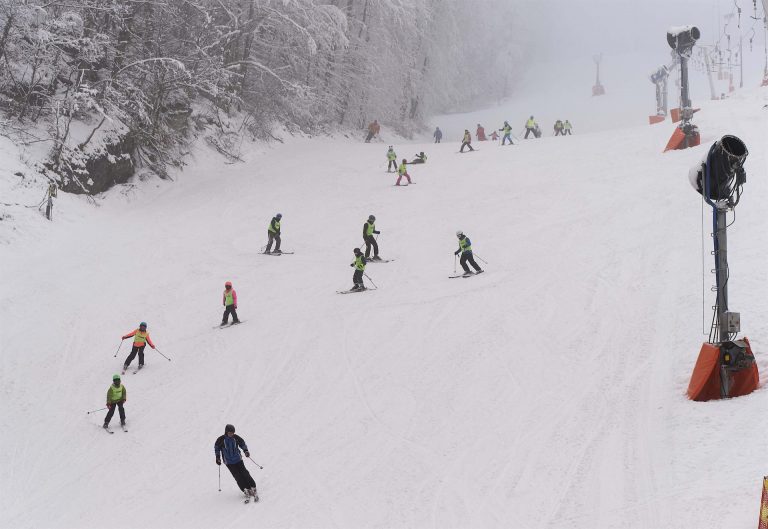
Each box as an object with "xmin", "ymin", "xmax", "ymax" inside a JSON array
[
  {"xmin": 103, "ymin": 374, "xmax": 127, "ymax": 430},
  {"xmin": 265, "ymin": 213, "xmax": 282, "ymax": 254},
  {"xmin": 454, "ymin": 230, "xmax": 483, "ymax": 276},
  {"xmin": 524, "ymin": 116, "xmax": 536, "ymax": 139},
  {"xmin": 363, "ymin": 215, "xmax": 381, "ymax": 260},
  {"xmin": 499, "ymin": 121, "xmax": 513, "ymax": 145},
  {"xmin": 563, "ymin": 120, "xmax": 573, "ymax": 135},
  {"xmin": 396, "ymin": 159, "xmax": 412, "ymax": 186},
  {"xmin": 350, "ymin": 248, "xmax": 367, "ymax": 291},
  {"xmin": 386, "ymin": 146, "xmax": 397, "ymax": 172},
  {"xmin": 222, "ymin": 281, "xmax": 240, "ymax": 325}
]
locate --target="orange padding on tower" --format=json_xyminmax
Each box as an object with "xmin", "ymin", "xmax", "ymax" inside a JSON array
[
  {"xmin": 687, "ymin": 338, "xmax": 759, "ymax": 401},
  {"xmin": 663, "ymin": 127, "xmax": 687, "ymax": 152}
]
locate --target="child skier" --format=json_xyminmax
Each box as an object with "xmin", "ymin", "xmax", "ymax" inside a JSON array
[
  {"xmin": 433, "ymin": 127, "xmax": 443, "ymax": 143},
  {"xmin": 363, "ymin": 215, "xmax": 381, "ymax": 260},
  {"xmin": 215, "ymin": 424, "xmax": 258, "ymax": 501},
  {"xmin": 476, "ymin": 124, "xmax": 487, "ymax": 141},
  {"xmin": 554, "ymin": 120, "xmax": 564, "ymax": 136},
  {"xmin": 121, "ymin": 322, "xmax": 155, "ymax": 373},
  {"xmin": 265, "ymin": 213, "xmax": 282, "ymax": 254},
  {"xmin": 396, "ymin": 159, "xmax": 412, "ymax": 186},
  {"xmin": 454, "ymin": 231, "xmax": 483, "ymax": 276},
  {"xmin": 460, "ymin": 130, "xmax": 474, "ymax": 152},
  {"xmin": 103, "ymin": 374, "xmax": 126, "ymax": 430},
  {"xmin": 490, "ymin": 130, "xmax": 499, "ymax": 141},
  {"xmin": 564, "ymin": 120, "xmax": 573, "ymax": 135},
  {"xmin": 409, "ymin": 152, "xmax": 427, "ymax": 164},
  {"xmin": 222, "ymin": 281, "xmax": 240, "ymax": 325},
  {"xmin": 386, "ymin": 146, "xmax": 397, "ymax": 172},
  {"xmin": 500, "ymin": 121, "xmax": 513, "ymax": 145},
  {"xmin": 350, "ymin": 248, "xmax": 367, "ymax": 291}
]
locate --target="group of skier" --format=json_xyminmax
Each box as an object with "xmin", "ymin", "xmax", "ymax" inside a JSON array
[
  {"xmin": 553, "ymin": 119, "xmax": 573, "ymax": 136},
  {"xmin": 428, "ymin": 116, "xmax": 573, "ymax": 146}
]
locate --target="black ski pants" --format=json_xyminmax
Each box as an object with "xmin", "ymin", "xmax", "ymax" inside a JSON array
[
  {"xmin": 524, "ymin": 128, "xmax": 534, "ymax": 139},
  {"xmin": 434, "ymin": 137, "xmax": 441, "ymax": 143},
  {"xmin": 104, "ymin": 401, "xmax": 125, "ymax": 426},
  {"xmin": 226, "ymin": 461, "xmax": 256, "ymax": 491},
  {"xmin": 387, "ymin": 160, "xmax": 397, "ymax": 171},
  {"xmin": 460, "ymin": 251, "xmax": 482, "ymax": 273},
  {"xmin": 124, "ymin": 345, "xmax": 145, "ymax": 368},
  {"xmin": 364, "ymin": 235, "xmax": 378, "ymax": 258},
  {"xmin": 460, "ymin": 141, "xmax": 474, "ymax": 152},
  {"xmin": 266, "ymin": 230, "xmax": 281, "ymax": 253},
  {"xmin": 222, "ymin": 305, "xmax": 240, "ymax": 324},
  {"xmin": 353, "ymin": 269, "xmax": 364, "ymax": 287}
]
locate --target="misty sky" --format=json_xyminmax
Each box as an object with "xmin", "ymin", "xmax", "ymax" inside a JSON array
[{"xmin": 527, "ymin": 0, "xmax": 765, "ymax": 84}]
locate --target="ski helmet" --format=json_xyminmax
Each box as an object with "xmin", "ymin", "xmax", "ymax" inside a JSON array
[
  {"xmin": 113, "ymin": 374, "xmax": 121, "ymax": 381},
  {"xmin": 276, "ymin": 213, "xmax": 282, "ymax": 219},
  {"xmin": 225, "ymin": 281, "xmax": 232, "ymax": 287},
  {"xmin": 354, "ymin": 247, "xmax": 361, "ymax": 254},
  {"xmin": 139, "ymin": 321, "xmax": 147, "ymax": 328},
  {"xmin": 456, "ymin": 230, "xmax": 463, "ymax": 237},
  {"xmin": 368, "ymin": 215, "xmax": 375, "ymax": 222},
  {"xmin": 225, "ymin": 424, "xmax": 235, "ymax": 434}
]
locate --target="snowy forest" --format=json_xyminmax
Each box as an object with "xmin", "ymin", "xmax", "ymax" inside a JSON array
[{"xmin": 0, "ymin": 0, "xmax": 522, "ymax": 193}]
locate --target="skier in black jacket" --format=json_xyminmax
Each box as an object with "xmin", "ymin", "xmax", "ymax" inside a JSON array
[{"xmin": 215, "ymin": 424, "xmax": 258, "ymax": 501}]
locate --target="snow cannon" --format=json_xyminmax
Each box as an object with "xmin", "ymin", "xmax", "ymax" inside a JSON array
[
  {"xmin": 649, "ymin": 65, "xmax": 670, "ymax": 124},
  {"xmin": 664, "ymin": 26, "xmax": 701, "ymax": 151},
  {"xmin": 687, "ymin": 135, "xmax": 759, "ymax": 401}
]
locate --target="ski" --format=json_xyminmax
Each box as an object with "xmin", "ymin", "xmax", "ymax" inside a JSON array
[
  {"xmin": 449, "ymin": 271, "xmax": 484, "ymax": 279},
  {"xmin": 102, "ymin": 426, "xmax": 114, "ymax": 434},
  {"xmin": 456, "ymin": 149, "xmax": 479, "ymax": 153},
  {"xmin": 262, "ymin": 252, "xmax": 294, "ymax": 256},
  {"xmin": 215, "ymin": 320, "xmax": 245, "ymax": 329},
  {"xmin": 367, "ymin": 258, "xmax": 395, "ymax": 263},
  {"xmin": 132, "ymin": 365, "xmax": 144, "ymax": 375},
  {"xmin": 336, "ymin": 288, "xmax": 369, "ymax": 294},
  {"xmin": 121, "ymin": 424, "xmax": 128, "ymax": 432}
]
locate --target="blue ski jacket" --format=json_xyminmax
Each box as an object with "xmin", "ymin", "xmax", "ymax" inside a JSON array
[{"xmin": 214, "ymin": 434, "xmax": 249, "ymax": 465}]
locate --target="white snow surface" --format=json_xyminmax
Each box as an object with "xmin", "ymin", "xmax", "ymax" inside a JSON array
[{"xmin": 2, "ymin": 89, "xmax": 768, "ymax": 529}]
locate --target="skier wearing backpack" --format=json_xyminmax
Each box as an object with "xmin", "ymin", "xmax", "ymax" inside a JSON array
[
  {"xmin": 222, "ymin": 281, "xmax": 240, "ymax": 326},
  {"xmin": 363, "ymin": 215, "xmax": 381, "ymax": 260},
  {"xmin": 103, "ymin": 374, "xmax": 126, "ymax": 429},
  {"xmin": 215, "ymin": 424, "xmax": 258, "ymax": 501},
  {"xmin": 121, "ymin": 322, "xmax": 155, "ymax": 373},
  {"xmin": 460, "ymin": 130, "xmax": 474, "ymax": 152},
  {"xmin": 386, "ymin": 146, "xmax": 397, "ymax": 172},
  {"xmin": 454, "ymin": 231, "xmax": 483, "ymax": 276},
  {"xmin": 265, "ymin": 213, "xmax": 282, "ymax": 254}
]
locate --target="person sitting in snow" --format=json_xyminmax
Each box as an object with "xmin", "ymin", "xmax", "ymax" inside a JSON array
[{"xmin": 408, "ymin": 152, "xmax": 427, "ymax": 164}]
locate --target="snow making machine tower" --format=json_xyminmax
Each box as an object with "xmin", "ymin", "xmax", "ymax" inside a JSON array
[
  {"xmin": 664, "ymin": 26, "xmax": 701, "ymax": 151},
  {"xmin": 687, "ymin": 135, "xmax": 759, "ymax": 401}
]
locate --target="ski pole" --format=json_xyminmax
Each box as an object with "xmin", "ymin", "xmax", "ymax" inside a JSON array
[
  {"xmin": 113, "ymin": 339, "xmax": 124, "ymax": 358},
  {"xmin": 86, "ymin": 407, "xmax": 108, "ymax": 414},
  {"xmin": 473, "ymin": 253, "xmax": 488, "ymax": 264},
  {"xmin": 154, "ymin": 348, "xmax": 172, "ymax": 362},
  {"xmin": 453, "ymin": 254, "xmax": 457, "ymax": 274},
  {"xmin": 363, "ymin": 272, "xmax": 378, "ymax": 289},
  {"xmin": 218, "ymin": 466, "xmax": 221, "ymax": 492},
  {"xmin": 247, "ymin": 456, "xmax": 264, "ymax": 469}
]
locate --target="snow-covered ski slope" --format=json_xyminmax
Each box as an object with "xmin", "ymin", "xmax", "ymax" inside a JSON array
[{"xmin": 2, "ymin": 90, "xmax": 768, "ymax": 529}]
